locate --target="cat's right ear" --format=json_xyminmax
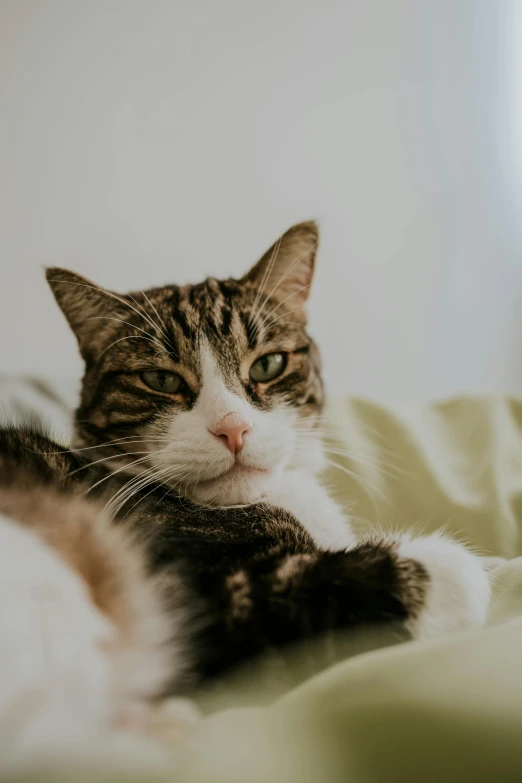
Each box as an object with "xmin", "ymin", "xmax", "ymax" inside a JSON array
[
  {"xmin": 46, "ymin": 268, "xmax": 124, "ymax": 360},
  {"xmin": 241, "ymin": 221, "xmax": 319, "ymax": 309}
]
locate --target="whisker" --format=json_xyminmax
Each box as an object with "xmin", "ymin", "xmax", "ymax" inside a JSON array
[
  {"xmin": 66, "ymin": 450, "xmax": 150, "ymax": 477},
  {"xmin": 253, "ymin": 241, "xmax": 318, "ymax": 337},
  {"xmin": 29, "ymin": 435, "xmax": 162, "ymax": 459},
  {"xmin": 103, "ymin": 466, "xmax": 165, "ymax": 516},
  {"xmin": 141, "ymin": 290, "xmax": 168, "ymax": 333},
  {"xmin": 258, "ymin": 303, "xmax": 315, "ymax": 337},
  {"xmin": 259, "ymin": 320, "xmax": 307, "ymax": 331},
  {"xmin": 126, "ymin": 467, "xmax": 190, "ymax": 516},
  {"xmin": 100, "ymin": 334, "xmax": 159, "ymax": 357},
  {"xmin": 322, "ymin": 447, "xmax": 407, "ymax": 482},
  {"xmin": 297, "ymin": 436, "xmax": 405, "ymax": 470},
  {"xmin": 85, "ymin": 455, "xmax": 153, "ymax": 495},
  {"xmin": 140, "ymin": 290, "xmax": 177, "ymax": 356},
  {"xmin": 108, "ymin": 464, "xmax": 188, "ymax": 517},
  {"xmin": 249, "ymin": 238, "xmax": 282, "ymax": 325},
  {"xmin": 126, "ymin": 292, "xmax": 163, "ymax": 338},
  {"xmin": 85, "ymin": 316, "xmax": 166, "ymax": 353},
  {"xmin": 256, "ymin": 285, "xmax": 311, "ymax": 335},
  {"xmin": 67, "ymin": 435, "xmax": 174, "ymax": 455},
  {"xmin": 292, "ymin": 416, "xmax": 402, "ymax": 463},
  {"xmin": 324, "ymin": 457, "xmax": 391, "ymax": 509},
  {"xmin": 46, "ymin": 278, "xmax": 167, "ymax": 345},
  {"xmin": 106, "ymin": 459, "xmax": 184, "ymax": 504},
  {"xmin": 152, "ymin": 470, "xmax": 192, "ymax": 511}
]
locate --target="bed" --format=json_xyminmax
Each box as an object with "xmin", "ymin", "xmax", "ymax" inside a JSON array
[{"xmin": 3, "ymin": 376, "xmax": 522, "ymax": 782}]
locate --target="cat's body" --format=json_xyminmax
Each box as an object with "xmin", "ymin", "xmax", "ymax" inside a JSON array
[
  {"xmin": 0, "ymin": 425, "xmax": 489, "ymax": 700},
  {"xmin": 0, "ymin": 222, "xmax": 491, "ymax": 758},
  {"xmin": 0, "ymin": 430, "xmax": 189, "ymax": 764}
]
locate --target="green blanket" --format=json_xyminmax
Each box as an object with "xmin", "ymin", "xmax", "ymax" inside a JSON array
[{"xmin": 16, "ymin": 396, "xmax": 522, "ymax": 783}]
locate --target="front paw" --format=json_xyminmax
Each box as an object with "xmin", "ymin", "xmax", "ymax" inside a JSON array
[{"xmin": 398, "ymin": 533, "xmax": 491, "ymax": 639}]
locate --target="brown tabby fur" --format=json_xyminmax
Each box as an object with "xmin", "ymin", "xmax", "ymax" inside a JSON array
[
  {"xmin": 0, "ymin": 222, "xmax": 432, "ymax": 693},
  {"xmin": 47, "ymin": 221, "xmax": 323, "ymax": 466}
]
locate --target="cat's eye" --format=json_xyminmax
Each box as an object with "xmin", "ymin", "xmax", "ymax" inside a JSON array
[
  {"xmin": 141, "ymin": 370, "xmax": 183, "ymax": 394},
  {"xmin": 249, "ymin": 352, "xmax": 287, "ymax": 383}
]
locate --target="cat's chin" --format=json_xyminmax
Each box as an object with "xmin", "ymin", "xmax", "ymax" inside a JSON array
[{"xmin": 184, "ymin": 466, "xmax": 277, "ymax": 507}]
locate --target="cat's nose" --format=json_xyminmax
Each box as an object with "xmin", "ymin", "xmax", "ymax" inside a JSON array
[{"xmin": 212, "ymin": 413, "xmax": 251, "ymax": 454}]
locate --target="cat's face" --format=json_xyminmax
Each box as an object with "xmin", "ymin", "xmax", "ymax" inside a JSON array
[{"xmin": 47, "ymin": 222, "xmax": 324, "ymax": 507}]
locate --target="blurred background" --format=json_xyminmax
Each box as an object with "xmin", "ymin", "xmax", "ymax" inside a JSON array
[{"xmin": 0, "ymin": 0, "xmax": 521, "ymax": 405}]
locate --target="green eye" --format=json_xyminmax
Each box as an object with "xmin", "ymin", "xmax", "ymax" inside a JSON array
[
  {"xmin": 141, "ymin": 370, "xmax": 183, "ymax": 394},
  {"xmin": 249, "ymin": 353, "xmax": 287, "ymax": 383}
]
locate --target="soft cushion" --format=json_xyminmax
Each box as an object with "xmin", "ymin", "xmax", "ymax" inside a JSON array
[{"xmin": 4, "ymin": 380, "xmax": 522, "ymax": 781}]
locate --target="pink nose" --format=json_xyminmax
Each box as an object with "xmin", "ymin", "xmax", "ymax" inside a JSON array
[{"xmin": 212, "ymin": 413, "xmax": 251, "ymax": 454}]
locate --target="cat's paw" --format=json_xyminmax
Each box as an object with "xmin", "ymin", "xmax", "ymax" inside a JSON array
[{"xmin": 398, "ymin": 533, "xmax": 490, "ymax": 639}]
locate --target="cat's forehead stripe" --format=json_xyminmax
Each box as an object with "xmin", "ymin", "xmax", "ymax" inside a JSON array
[
  {"xmin": 75, "ymin": 273, "xmax": 322, "ymax": 424},
  {"xmin": 159, "ymin": 280, "xmax": 260, "ymax": 362}
]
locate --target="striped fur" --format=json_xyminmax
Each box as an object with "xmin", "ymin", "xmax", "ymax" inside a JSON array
[
  {"xmin": 46, "ymin": 221, "xmax": 336, "ymax": 521},
  {"xmin": 47, "ymin": 223, "xmax": 323, "ymax": 499},
  {"xmin": 0, "ymin": 221, "xmax": 491, "ymax": 750}
]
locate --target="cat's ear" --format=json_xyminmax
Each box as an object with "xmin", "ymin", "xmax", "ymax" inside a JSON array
[
  {"xmin": 46, "ymin": 267, "xmax": 125, "ymax": 360},
  {"xmin": 242, "ymin": 221, "xmax": 318, "ymax": 307}
]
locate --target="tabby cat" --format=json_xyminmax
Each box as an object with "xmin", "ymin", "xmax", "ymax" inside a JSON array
[{"xmin": 0, "ymin": 222, "xmax": 490, "ymax": 753}]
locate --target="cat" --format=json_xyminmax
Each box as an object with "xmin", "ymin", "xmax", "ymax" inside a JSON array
[{"xmin": 0, "ymin": 221, "xmax": 490, "ymax": 757}]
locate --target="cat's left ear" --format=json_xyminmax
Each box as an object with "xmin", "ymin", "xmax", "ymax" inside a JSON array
[
  {"xmin": 242, "ymin": 221, "xmax": 318, "ymax": 307},
  {"xmin": 46, "ymin": 267, "xmax": 127, "ymax": 361}
]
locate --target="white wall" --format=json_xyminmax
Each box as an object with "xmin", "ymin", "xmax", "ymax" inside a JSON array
[{"xmin": 1, "ymin": 0, "xmax": 521, "ymax": 405}]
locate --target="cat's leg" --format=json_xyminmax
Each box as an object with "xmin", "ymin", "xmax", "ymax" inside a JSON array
[
  {"xmin": 278, "ymin": 534, "xmax": 490, "ymax": 641},
  {"xmin": 268, "ymin": 469, "xmax": 356, "ymax": 551},
  {"xmin": 212, "ymin": 533, "xmax": 490, "ymax": 668},
  {"xmin": 267, "ymin": 473, "xmax": 489, "ymax": 637}
]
